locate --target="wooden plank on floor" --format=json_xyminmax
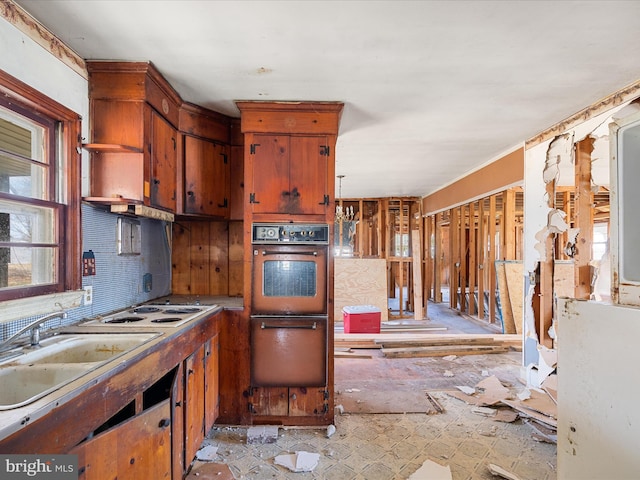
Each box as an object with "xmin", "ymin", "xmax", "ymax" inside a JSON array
[
  {"xmin": 382, "ymin": 345, "xmax": 510, "ymax": 358},
  {"xmin": 496, "ymin": 262, "xmax": 516, "ymax": 334},
  {"xmin": 411, "ymin": 231, "xmax": 424, "ymax": 320}
]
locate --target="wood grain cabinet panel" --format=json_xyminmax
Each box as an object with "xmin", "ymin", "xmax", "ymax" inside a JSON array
[
  {"xmin": 86, "ymin": 61, "xmax": 181, "ymax": 213},
  {"xmin": 248, "ymin": 134, "xmax": 330, "ymax": 216},
  {"xmin": 183, "ymin": 135, "xmax": 229, "ymax": 217},
  {"xmin": 72, "ymin": 400, "xmax": 172, "ymax": 480}
]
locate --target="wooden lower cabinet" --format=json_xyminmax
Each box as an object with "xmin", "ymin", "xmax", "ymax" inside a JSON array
[
  {"xmin": 72, "ymin": 400, "xmax": 172, "ymax": 479},
  {"xmin": 204, "ymin": 335, "xmax": 220, "ymax": 432},
  {"xmin": 184, "ymin": 344, "xmax": 206, "ymax": 466}
]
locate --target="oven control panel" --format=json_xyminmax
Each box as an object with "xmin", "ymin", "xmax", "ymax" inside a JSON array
[{"xmin": 252, "ymin": 223, "xmax": 329, "ymax": 244}]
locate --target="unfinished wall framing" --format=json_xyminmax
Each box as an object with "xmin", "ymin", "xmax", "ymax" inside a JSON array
[{"xmin": 423, "ymin": 189, "xmax": 524, "ymax": 329}]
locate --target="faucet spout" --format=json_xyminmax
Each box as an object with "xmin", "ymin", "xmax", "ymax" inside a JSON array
[{"xmin": 0, "ymin": 310, "xmax": 68, "ymax": 352}]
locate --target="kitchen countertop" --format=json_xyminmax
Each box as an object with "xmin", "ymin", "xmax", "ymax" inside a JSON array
[
  {"xmin": 151, "ymin": 295, "xmax": 243, "ymax": 310},
  {"xmin": 0, "ymin": 303, "xmax": 224, "ymax": 442}
]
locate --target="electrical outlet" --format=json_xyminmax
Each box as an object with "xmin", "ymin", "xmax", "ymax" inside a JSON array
[{"xmin": 83, "ymin": 286, "xmax": 93, "ymax": 305}]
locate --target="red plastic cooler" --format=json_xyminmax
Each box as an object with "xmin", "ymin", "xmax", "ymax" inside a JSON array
[{"xmin": 342, "ymin": 305, "xmax": 381, "ymax": 333}]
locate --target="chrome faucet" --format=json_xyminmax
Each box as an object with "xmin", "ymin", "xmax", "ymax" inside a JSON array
[{"xmin": 0, "ymin": 310, "xmax": 68, "ymax": 352}]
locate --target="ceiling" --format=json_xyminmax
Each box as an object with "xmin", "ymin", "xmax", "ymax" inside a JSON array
[{"xmin": 13, "ymin": 0, "xmax": 640, "ymax": 199}]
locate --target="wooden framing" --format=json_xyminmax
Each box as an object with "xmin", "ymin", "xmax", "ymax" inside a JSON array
[{"xmin": 574, "ymin": 137, "xmax": 594, "ymax": 300}]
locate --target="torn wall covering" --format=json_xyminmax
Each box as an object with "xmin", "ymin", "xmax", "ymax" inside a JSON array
[{"xmin": 522, "ymin": 102, "xmax": 631, "ymax": 368}]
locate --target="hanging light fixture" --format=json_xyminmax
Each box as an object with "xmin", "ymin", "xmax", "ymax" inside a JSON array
[{"xmin": 335, "ymin": 175, "xmax": 354, "ymax": 223}]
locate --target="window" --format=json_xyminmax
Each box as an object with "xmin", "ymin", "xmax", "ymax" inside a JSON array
[{"xmin": 0, "ymin": 69, "xmax": 81, "ymax": 301}]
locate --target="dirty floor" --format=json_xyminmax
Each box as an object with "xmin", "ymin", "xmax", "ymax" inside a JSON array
[{"xmin": 200, "ymin": 303, "xmax": 557, "ymax": 480}]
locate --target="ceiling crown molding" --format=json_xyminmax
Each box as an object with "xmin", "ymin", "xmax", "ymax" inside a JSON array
[{"xmin": 1, "ymin": 0, "xmax": 86, "ymax": 79}]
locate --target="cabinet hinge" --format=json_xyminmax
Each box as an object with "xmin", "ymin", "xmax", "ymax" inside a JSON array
[
  {"xmin": 323, "ymin": 389, "xmax": 330, "ymax": 400},
  {"xmin": 250, "ymin": 144, "xmax": 261, "ymax": 154},
  {"xmin": 319, "ymin": 195, "xmax": 330, "ymax": 206},
  {"xmin": 221, "ymin": 152, "xmax": 228, "ymax": 164},
  {"xmin": 248, "ymin": 402, "xmax": 257, "ymax": 414},
  {"xmin": 320, "ymin": 145, "xmax": 330, "ymax": 156},
  {"xmin": 249, "ymin": 193, "xmax": 260, "ymax": 204}
]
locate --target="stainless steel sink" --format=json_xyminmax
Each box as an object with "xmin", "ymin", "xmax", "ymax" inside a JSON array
[{"xmin": 0, "ymin": 333, "xmax": 160, "ymax": 410}]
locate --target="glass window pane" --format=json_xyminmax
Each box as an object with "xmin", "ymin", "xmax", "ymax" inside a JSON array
[
  {"xmin": 0, "ymin": 200, "xmax": 55, "ymax": 244},
  {"xmin": 0, "ymin": 112, "xmax": 46, "ymax": 162},
  {"xmin": 263, "ymin": 260, "xmax": 317, "ymax": 297},
  {"xmin": 0, "ymin": 152, "xmax": 49, "ymax": 200},
  {"xmin": 0, "ymin": 246, "xmax": 56, "ymax": 287}
]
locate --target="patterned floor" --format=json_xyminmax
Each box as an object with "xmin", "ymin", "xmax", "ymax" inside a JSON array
[
  {"xmin": 199, "ymin": 303, "xmax": 556, "ymax": 479},
  {"xmin": 203, "ymin": 394, "xmax": 556, "ymax": 480}
]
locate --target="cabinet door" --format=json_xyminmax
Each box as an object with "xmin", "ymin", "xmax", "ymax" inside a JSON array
[
  {"xmin": 184, "ymin": 344, "xmax": 206, "ymax": 465},
  {"xmin": 204, "ymin": 335, "xmax": 220, "ymax": 432},
  {"xmin": 184, "ymin": 136, "xmax": 229, "ymax": 217},
  {"xmin": 72, "ymin": 401, "xmax": 172, "ymax": 480},
  {"xmin": 150, "ymin": 109, "xmax": 177, "ymax": 212},
  {"xmin": 249, "ymin": 134, "xmax": 290, "ymax": 214},
  {"xmin": 289, "ymin": 136, "xmax": 330, "ymax": 215}
]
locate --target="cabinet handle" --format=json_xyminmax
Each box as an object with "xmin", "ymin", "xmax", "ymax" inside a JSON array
[
  {"xmin": 217, "ymin": 198, "xmax": 228, "ymax": 208},
  {"xmin": 319, "ymin": 194, "xmax": 330, "ymax": 205},
  {"xmin": 171, "ymin": 137, "xmax": 176, "ymax": 150},
  {"xmin": 261, "ymin": 321, "xmax": 317, "ymax": 330},
  {"xmin": 187, "ymin": 191, "xmax": 194, "ymax": 197},
  {"xmin": 188, "ymin": 368, "xmax": 194, "ymax": 375},
  {"xmin": 249, "ymin": 193, "xmax": 260, "ymax": 204},
  {"xmin": 153, "ymin": 179, "xmax": 160, "ymax": 185},
  {"xmin": 175, "ymin": 401, "xmax": 182, "ymax": 407},
  {"xmin": 291, "ymin": 187, "xmax": 300, "ymax": 198},
  {"xmin": 158, "ymin": 418, "xmax": 171, "ymax": 428}
]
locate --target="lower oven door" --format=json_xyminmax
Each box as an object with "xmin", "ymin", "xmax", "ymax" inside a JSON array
[{"xmin": 251, "ymin": 316, "xmax": 327, "ymax": 387}]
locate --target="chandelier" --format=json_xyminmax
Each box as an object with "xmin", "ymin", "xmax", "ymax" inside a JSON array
[{"xmin": 335, "ymin": 175, "xmax": 354, "ymax": 223}]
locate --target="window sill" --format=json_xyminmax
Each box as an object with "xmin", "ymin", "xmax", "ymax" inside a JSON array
[{"xmin": 0, "ymin": 290, "xmax": 84, "ymax": 324}]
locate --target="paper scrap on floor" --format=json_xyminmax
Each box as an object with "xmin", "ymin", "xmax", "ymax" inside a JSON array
[
  {"xmin": 274, "ymin": 451, "xmax": 320, "ymax": 472},
  {"xmin": 408, "ymin": 459, "xmax": 452, "ymax": 479},
  {"xmin": 195, "ymin": 444, "xmax": 219, "ymax": 461}
]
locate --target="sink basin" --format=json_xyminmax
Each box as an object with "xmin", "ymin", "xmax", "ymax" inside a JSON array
[
  {"xmin": 9, "ymin": 333, "xmax": 159, "ymax": 365},
  {"xmin": 0, "ymin": 364, "xmax": 94, "ymax": 409},
  {"xmin": 0, "ymin": 333, "xmax": 160, "ymax": 410}
]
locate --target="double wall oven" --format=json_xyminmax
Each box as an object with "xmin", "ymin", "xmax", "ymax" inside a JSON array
[{"xmin": 250, "ymin": 223, "xmax": 329, "ymax": 387}]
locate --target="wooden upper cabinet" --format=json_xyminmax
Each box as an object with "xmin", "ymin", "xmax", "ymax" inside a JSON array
[
  {"xmin": 178, "ymin": 102, "xmax": 232, "ymax": 218},
  {"xmin": 150, "ymin": 109, "xmax": 178, "ymax": 212},
  {"xmin": 183, "ymin": 135, "xmax": 229, "ymax": 216},
  {"xmin": 236, "ymin": 101, "xmax": 343, "ymax": 221},
  {"xmin": 249, "ymin": 134, "xmax": 330, "ymax": 215},
  {"xmin": 85, "ymin": 61, "xmax": 181, "ymax": 213}
]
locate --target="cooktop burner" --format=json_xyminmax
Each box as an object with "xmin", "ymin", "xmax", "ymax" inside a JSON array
[
  {"xmin": 83, "ymin": 305, "xmax": 217, "ymax": 328},
  {"xmin": 164, "ymin": 308, "xmax": 201, "ymax": 314},
  {"xmin": 105, "ymin": 316, "xmax": 145, "ymax": 324},
  {"xmin": 151, "ymin": 317, "xmax": 183, "ymax": 323},
  {"xmin": 131, "ymin": 306, "xmax": 161, "ymax": 314}
]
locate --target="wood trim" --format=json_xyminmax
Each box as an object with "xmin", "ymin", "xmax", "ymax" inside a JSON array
[
  {"xmin": 0, "ymin": 68, "xmax": 83, "ymax": 297},
  {"xmin": 423, "ymin": 148, "xmax": 524, "ymax": 215},
  {"xmin": 526, "ymin": 78, "xmax": 640, "ymax": 148},
  {"xmin": 0, "ymin": 0, "xmax": 87, "ymax": 79}
]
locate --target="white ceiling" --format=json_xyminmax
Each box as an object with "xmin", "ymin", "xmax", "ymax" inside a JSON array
[{"xmin": 14, "ymin": 0, "xmax": 640, "ymax": 199}]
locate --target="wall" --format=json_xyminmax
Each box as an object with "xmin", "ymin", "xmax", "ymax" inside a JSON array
[{"xmin": 0, "ymin": 14, "xmax": 171, "ymax": 339}]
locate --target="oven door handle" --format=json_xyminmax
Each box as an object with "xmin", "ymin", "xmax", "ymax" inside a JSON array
[
  {"xmin": 261, "ymin": 322, "xmax": 317, "ymax": 330},
  {"xmin": 261, "ymin": 250, "xmax": 318, "ymax": 256}
]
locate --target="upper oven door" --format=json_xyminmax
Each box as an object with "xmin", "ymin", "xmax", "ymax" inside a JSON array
[{"xmin": 251, "ymin": 244, "xmax": 327, "ymax": 315}]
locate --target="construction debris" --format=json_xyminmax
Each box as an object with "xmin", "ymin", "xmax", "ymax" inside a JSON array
[
  {"xmin": 487, "ymin": 463, "xmax": 522, "ymax": 480},
  {"xmin": 408, "ymin": 459, "xmax": 452, "ymax": 479},
  {"xmin": 274, "ymin": 451, "xmax": 320, "ymax": 473},
  {"xmin": 447, "ymin": 374, "xmax": 558, "ymax": 440},
  {"xmin": 334, "ymin": 333, "xmax": 521, "ymax": 351}
]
